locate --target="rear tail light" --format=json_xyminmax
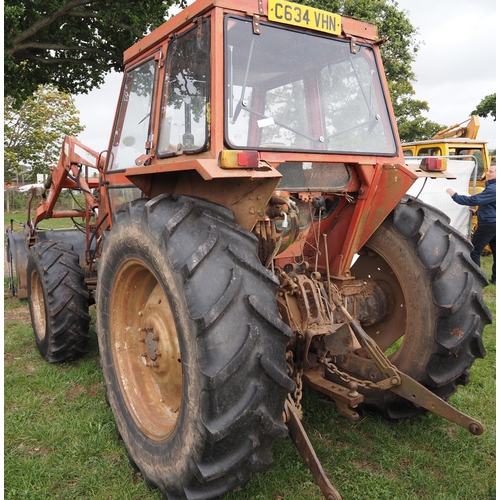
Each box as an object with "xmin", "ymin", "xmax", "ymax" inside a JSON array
[
  {"xmin": 420, "ymin": 157, "xmax": 447, "ymax": 171},
  {"xmin": 220, "ymin": 150, "xmax": 259, "ymax": 169}
]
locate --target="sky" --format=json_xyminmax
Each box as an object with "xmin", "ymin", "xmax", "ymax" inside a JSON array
[
  {"xmin": 396, "ymin": 0, "xmax": 496, "ymax": 149},
  {"xmin": 74, "ymin": 0, "xmax": 497, "ymax": 153}
]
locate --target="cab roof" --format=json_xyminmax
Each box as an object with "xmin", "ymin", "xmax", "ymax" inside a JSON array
[{"xmin": 124, "ymin": 0, "xmax": 379, "ymax": 65}]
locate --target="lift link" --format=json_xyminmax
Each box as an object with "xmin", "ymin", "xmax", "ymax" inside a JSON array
[
  {"xmin": 390, "ymin": 373, "xmax": 484, "ymax": 435},
  {"xmin": 331, "ymin": 293, "xmax": 484, "ymax": 436},
  {"xmin": 284, "ymin": 397, "xmax": 342, "ymax": 500}
]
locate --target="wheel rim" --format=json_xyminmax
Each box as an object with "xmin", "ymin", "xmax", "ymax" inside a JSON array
[
  {"xmin": 110, "ymin": 259, "xmax": 182, "ymax": 440},
  {"xmin": 30, "ymin": 270, "xmax": 46, "ymax": 340},
  {"xmin": 351, "ymin": 249, "xmax": 407, "ymax": 361}
]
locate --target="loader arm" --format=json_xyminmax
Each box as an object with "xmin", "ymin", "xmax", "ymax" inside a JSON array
[{"xmin": 30, "ymin": 136, "xmax": 104, "ymax": 230}]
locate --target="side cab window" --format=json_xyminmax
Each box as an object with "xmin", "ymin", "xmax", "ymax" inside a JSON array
[
  {"xmin": 157, "ymin": 19, "xmax": 211, "ymax": 156},
  {"xmin": 108, "ymin": 58, "xmax": 157, "ymax": 171},
  {"xmin": 417, "ymin": 147, "xmax": 441, "ymax": 156}
]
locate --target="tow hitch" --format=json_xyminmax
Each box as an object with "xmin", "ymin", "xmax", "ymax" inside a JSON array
[{"xmin": 285, "ymin": 296, "xmax": 484, "ymax": 499}]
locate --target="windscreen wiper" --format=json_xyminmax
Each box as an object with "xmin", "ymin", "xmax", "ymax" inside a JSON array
[{"xmin": 231, "ymin": 37, "xmax": 255, "ymax": 124}]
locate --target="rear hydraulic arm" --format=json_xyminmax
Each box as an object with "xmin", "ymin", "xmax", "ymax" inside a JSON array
[{"xmin": 331, "ymin": 292, "xmax": 483, "ymax": 435}]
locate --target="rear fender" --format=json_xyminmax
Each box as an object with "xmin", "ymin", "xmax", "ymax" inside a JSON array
[{"xmin": 6, "ymin": 228, "xmax": 88, "ymax": 298}]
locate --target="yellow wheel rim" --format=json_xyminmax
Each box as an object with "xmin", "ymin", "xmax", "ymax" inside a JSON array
[{"xmin": 110, "ymin": 259, "xmax": 182, "ymax": 440}]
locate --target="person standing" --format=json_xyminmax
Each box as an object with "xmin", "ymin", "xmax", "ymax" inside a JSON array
[{"xmin": 446, "ymin": 163, "xmax": 496, "ymax": 284}]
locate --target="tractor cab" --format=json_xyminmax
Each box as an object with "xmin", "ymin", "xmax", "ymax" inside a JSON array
[{"xmin": 99, "ymin": 0, "xmax": 416, "ymax": 280}]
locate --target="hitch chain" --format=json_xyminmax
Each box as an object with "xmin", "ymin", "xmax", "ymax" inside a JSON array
[
  {"xmin": 286, "ymin": 350, "xmax": 304, "ymax": 419},
  {"xmin": 319, "ymin": 356, "xmax": 380, "ymax": 389},
  {"xmin": 287, "ymin": 368, "xmax": 304, "ymax": 420},
  {"xmin": 293, "ymin": 367, "xmax": 304, "ymax": 418}
]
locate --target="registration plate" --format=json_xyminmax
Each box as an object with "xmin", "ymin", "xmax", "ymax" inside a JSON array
[{"xmin": 268, "ymin": 0, "xmax": 341, "ymax": 36}]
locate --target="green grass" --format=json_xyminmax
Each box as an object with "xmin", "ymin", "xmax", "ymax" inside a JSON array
[
  {"xmin": 4, "ymin": 257, "xmax": 496, "ymax": 500},
  {"xmin": 5, "ymin": 212, "xmax": 80, "ymax": 233}
]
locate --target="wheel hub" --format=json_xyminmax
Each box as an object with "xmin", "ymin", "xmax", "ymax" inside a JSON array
[{"xmin": 144, "ymin": 328, "xmax": 158, "ymax": 361}]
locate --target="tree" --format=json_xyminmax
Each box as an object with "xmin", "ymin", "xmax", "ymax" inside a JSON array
[
  {"xmin": 4, "ymin": 0, "xmax": 184, "ymax": 105},
  {"xmin": 4, "ymin": 85, "xmax": 85, "ymax": 183},
  {"xmin": 471, "ymin": 94, "xmax": 496, "ymax": 121},
  {"xmin": 299, "ymin": 0, "xmax": 444, "ymax": 141}
]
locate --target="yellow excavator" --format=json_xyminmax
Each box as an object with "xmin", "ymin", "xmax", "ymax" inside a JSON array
[{"xmin": 402, "ymin": 115, "xmax": 490, "ymax": 173}]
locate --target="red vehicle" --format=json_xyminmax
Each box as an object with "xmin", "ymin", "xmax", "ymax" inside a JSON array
[{"xmin": 7, "ymin": 1, "xmax": 491, "ymax": 498}]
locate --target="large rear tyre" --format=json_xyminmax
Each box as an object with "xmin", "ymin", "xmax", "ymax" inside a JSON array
[
  {"xmin": 27, "ymin": 240, "xmax": 91, "ymax": 363},
  {"xmin": 96, "ymin": 194, "xmax": 293, "ymax": 499},
  {"xmin": 348, "ymin": 198, "xmax": 491, "ymax": 418}
]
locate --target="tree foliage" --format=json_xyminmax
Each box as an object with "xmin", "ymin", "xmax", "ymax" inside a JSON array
[
  {"xmin": 300, "ymin": 0, "xmax": 444, "ymax": 141},
  {"xmin": 4, "ymin": 85, "xmax": 84, "ymax": 182},
  {"xmin": 5, "ymin": 0, "xmax": 445, "ymax": 143},
  {"xmin": 471, "ymin": 94, "xmax": 496, "ymax": 122},
  {"xmin": 4, "ymin": 0, "xmax": 184, "ymax": 105}
]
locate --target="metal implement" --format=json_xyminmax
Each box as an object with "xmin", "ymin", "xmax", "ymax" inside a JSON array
[
  {"xmin": 284, "ymin": 397, "xmax": 342, "ymax": 500},
  {"xmin": 390, "ymin": 372, "xmax": 483, "ymax": 435},
  {"xmin": 302, "ymin": 369, "xmax": 363, "ymax": 420},
  {"xmin": 331, "ymin": 293, "xmax": 483, "ymax": 435}
]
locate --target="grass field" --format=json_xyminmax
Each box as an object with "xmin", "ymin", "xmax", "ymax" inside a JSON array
[
  {"xmin": 5, "ymin": 212, "xmax": 79, "ymax": 233},
  {"xmin": 4, "ymin": 237, "xmax": 496, "ymax": 500}
]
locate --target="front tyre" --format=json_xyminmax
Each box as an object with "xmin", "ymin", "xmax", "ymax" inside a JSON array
[
  {"xmin": 96, "ymin": 194, "xmax": 294, "ymax": 499},
  {"xmin": 27, "ymin": 240, "xmax": 91, "ymax": 362}
]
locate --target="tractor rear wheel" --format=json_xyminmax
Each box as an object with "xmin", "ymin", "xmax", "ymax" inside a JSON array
[
  {"xmin": 348, "ymin": 197, "xmax": 491, "ymax": 418},
  {"xmin": 96, "ymin": 194, "xmax": 293, "ymax": 499},
  {"xmin": 27, "ymin": 240, "xmax": 91, "ymax": 363}
]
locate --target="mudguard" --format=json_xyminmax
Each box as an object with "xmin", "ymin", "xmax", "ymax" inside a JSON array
[{"xmin": 6, "ymin": 228, "xmax": 88, "ymax": 298}]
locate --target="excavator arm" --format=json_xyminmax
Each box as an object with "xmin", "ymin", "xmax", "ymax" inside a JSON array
[{"xmin": 431, "ymin": 115, "xmax": 480, "ymax": 140}]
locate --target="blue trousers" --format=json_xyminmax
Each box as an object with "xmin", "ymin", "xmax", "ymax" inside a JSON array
[{"xmin": 471, "ymin": 223, "xmax": 496, "ymax": 281}]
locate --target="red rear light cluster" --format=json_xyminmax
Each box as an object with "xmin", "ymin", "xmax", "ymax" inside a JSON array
[
  {"xmin": 220, "ymin": 150, "xmax": 259, "ymax": 169},
  {"xmin": 420, "ymin": 157, "xmax": 447, "ymax": 171}
]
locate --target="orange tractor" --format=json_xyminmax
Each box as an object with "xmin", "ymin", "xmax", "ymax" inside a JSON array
[{"xmin": 6, "ymin": 0, "xmax": 491, "ymax": 498}]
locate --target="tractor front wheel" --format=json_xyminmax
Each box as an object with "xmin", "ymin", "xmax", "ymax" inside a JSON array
[{"xmin": 27, "ymin": 240, "xmax": 91, "ymax": 363}]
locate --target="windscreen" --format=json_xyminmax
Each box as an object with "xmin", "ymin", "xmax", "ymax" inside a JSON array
[{"xmin": 225, "ymin": 16, "xmax": 396, "ymax": 155}]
